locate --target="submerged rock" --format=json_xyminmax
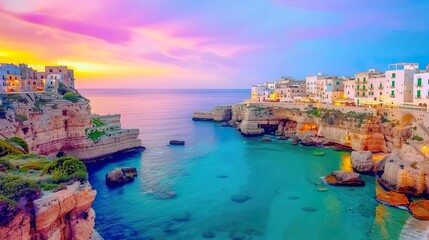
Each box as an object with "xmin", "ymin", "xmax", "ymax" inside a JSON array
[
  {"xmin": 154, "ymin": 191, "xmax": 177, "ymax": 200},
  {"xmin": 231, "ymin": 194, "xmax": 251, "ymax": 203},
  {"xmin": 351, "ymin": 151, "xmax": 374, "ymax": 173},
  {"xmin": 202, "ymin": 230, "xmax": 216, "ymax": 238},
  {"xmin": 301, "ymin": 207, "xmax": 317, "ymax": 212},
  {"xmin": 262, "ymin": 137, "xmax": 271, "ymax": 142},
  {"xmin": 301, "ymin": 135, "xmax": 315, "ymax": 146},
  {"xmin": 325, "ymin": 171, "xmax": 365, "ymax": 186},
  {"xmin": 170, "ymin": 140, "xmax": 185, "ymax": 145},
  {"xmin": 105, "ymin": 167, "xmax": 138, "ymax": 185},
  {"xmin": 376, "ymin": 191, "xmax": 410, "ymax": 208},
  {"xmin": 410, "ymin": 200, "xmax": 429, "ymax": 220},
  {"xmin": 172, "ymin": 212, "xmax": 191, "ymax": 222}
]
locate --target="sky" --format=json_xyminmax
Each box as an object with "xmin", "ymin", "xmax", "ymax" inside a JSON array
[{"xmin": 1, "ymin": 0, "xmax": 429, "ymax": 89}]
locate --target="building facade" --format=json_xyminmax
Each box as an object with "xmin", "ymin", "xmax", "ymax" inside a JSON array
[
  {"xmin": 413, "ymin": 71, "xmax": 429, "ymax": 108},
  {"xmin": 383, "ymin": 63, "xmax": 419, "ymax": 105},
  {"xmin": 45, "ymin": 66, "xmax": 75, "ymax": 88}
]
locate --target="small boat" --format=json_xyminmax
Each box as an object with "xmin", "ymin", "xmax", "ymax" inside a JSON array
[{"xmin": 313, "ymin": 151, "xmax": 326, "ymax": 156}]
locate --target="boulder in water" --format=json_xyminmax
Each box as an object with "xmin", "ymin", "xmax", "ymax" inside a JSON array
[
  {"xmin": 325, "ymin": 171, "xmax": 365, "ymax": 186},
  {"xmin": 105, "ymin": 167, "xmax": 138, "ymax": 185},
  {"xmin": 410, "ymin": 200, "xmax": 429, "ymax": 220},
  {"xmin": 351, "ymin": 151, "xmax": 374, "ymax": 173},
  {"xmin": 376, "ymin": 191, "xmax": 410, "ymax": 207},
  {"xmin": 170, "ymin": 140, "xmax": 185, "ymax": 145},
  {"xmin": 262, "ymin": 137, "xmax": 271, "ymax": 142}
]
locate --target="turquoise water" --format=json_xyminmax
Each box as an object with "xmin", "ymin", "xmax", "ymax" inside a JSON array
[{"xmin": 80, "ymin": 89, "xmax": 410, "ymax": 240}]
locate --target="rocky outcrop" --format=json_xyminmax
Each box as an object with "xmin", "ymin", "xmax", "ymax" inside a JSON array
[
  {"xmin": 325, "ymin": 171, "xmax": 365, "ymax": 186},
  {"xmin": 0, "ymin": 93, "xmax": 142, "ymax": 162},
  {"xmin": 379, "ymin": 158, "xmax": 429, "ymax": 196},
  {"xmin": 169, "ymin": 140, "xmax": 185, "ymax": 145},
  {"xmin": 192, "ymin": 112, "xmax": 213, "ymax": 121},
  {"xmin": 410, "ymin": 200, "xmax": 429, "ymax": 220},
  {"xmin": 0, "ymin": 181, "xmax": 97, "ymax": 240},
  {"xmin": 106, "ymin": 167, "xmax": 138, "ymax": 185},
  {"xmin": 350, "ymin": 151, "xmax": 374, "ymax": 173},
  {"xmin": 376, "ymin": 191, "xmax": 410, "ymax": 207}
]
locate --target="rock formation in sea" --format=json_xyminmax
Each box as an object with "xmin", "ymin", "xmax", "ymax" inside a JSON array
[
  {"xmin": 105, "ymin": 167, "xmax": 138, "ymax": 185},
  {"xmin": 0, "ymin": 92, "xmax": 143, "ymax": 162},
  {"xmin": 350, "ymin": 151, "xmax": 374, "ymax": 173},
  {"xmin": 325, "ymin": 171, "xmax": 365, "ymax": 186}
]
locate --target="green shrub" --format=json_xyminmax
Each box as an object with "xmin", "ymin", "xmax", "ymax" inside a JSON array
[
  {"xmin": 63, "ymin": 92, "xmax": 81, "ymax": 103},
  {"xmin": 92, "ymin": 118, "xmax": 106, "ymax": 127},
  {"xmin": 43, "ymin": 156, "xmax": 88, "ymax": 183},
  {"xmin": 0, "ymin": 175, "xmax": 41, "ymax": 201},
  {"xmin": 7, "ymin": 94, "xmax": 28, "ymax": 104},
  {"xmin": 88, "ymin": 130, "xmax": 106, "ymax": 141},
  {"xmin": 0, "ymin": 195, "xmax": 17, "ymax": 226},
  {"xmin": 15, "ymin": 113, "xmax": 28, "ymax": 123},
  {"xmin": 58, "ymin": 82, "xmax": 71, "ymax": 95},
  {"xmin": 40, "ymin": 182, "xmax": 59, "ymax": 191},
  {"xmin": 0, "ymin": 139, "xmax": 24, "ymax": 157},
  {"xmin": 413, "ymin": 126, "xmax": 418, "ymax": 131},
  {"xmin": 20, "ymin": 160, "xmax": 49, "ymax": 171},
  {"xmin": 412, "ymin": 135, "xmax": 424, "ymax": 141},
  {"xmin": 7, "ymin": 137, "xmax": 29, "ymax": 153}
]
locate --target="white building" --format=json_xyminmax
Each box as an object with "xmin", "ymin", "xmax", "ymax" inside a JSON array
[
  {"xmin": 355, "ymin": 69, "xmax": 386, "ymax": 106},
  {"xmin": 45, "ymin": 74, "xmax": 62, "ymax": 92},
  {"xmin": 251, "ymin": 83, "xmax": 273, "ymax": 102},
  {"xmin": 274, "ymin": 80, "xmax": 306, "ymax": 102},
  {"xmin": 305, "ymin": 73, "xmax": 326, "ymax": 97},
  {"xmin": 413, "ymin": 71, "xmax": 429, "ymax": 108},
  {"xmin": 384, "ymin": 63, "xmax": 419, "ymax": 105}
]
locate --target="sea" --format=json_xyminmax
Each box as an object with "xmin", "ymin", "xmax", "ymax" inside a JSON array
[{"xmin": 79, "ymin": 89, "xmax": 426, "ymax": 240}]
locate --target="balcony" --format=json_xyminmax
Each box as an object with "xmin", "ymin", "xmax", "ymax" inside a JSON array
[
  {"xmin": 390, "ymin": 95, "xmax": 395, "ymax": 98},
  {"xmin": 391, "ymin": 85, "xmax": 396, "ymax": 89},
  {"xmin": 416, "ymin": 84, "xmax": 423, "ymax": 88},
  {"xmin": 415, "ymin": 96, "xmax": 422, "ymax": 99}
]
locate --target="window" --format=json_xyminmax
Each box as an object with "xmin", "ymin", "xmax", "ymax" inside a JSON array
[
  {"xmin": 336, "ymin": 82, "xmax": 340, "ymax": 85},
  {"xmin": 357, "ymin": 78, "xmax": 360, "ymax": 82},
  {"xmin": 418, "ymin": 78, "xmax": 422, "ymax": 86},
  {"xmin": 391, "ymin": 90, "xmax": 395, "ymax": 96},
  {"xmin": 379, "ymin": 83, "xmax": 383, "ymax": 88},
  {"xmin": 363, "ymin": 85, "xmax": 366, "ymax": 90},
  {"xmin": 363, "ymin": 92, "xmax": 366, "ymax": 96},
  {"xmin": 417, "ymin": 90, "xmax": 421, "ymax": 98},
  {"xmin": 392, "ymin": 81, "xmax": 395, "ymax": 87},
  {"xmin": 392, "ymin": 73, "xmax": 396, "ymax": 78},
  {"xmin": 380, "ymin": 92, "xmax": 382, "ymax": 96},
  {"xmin": 363, "ymin": 77, "xmax": 366, "ymax": 82},
  {"xmin": 370, "ymin": 83, "xmax": 373, "ymax": 89}
]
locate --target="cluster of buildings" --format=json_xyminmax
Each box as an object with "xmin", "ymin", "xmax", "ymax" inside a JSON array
[
  {"xmin": 0, "ymin": 63, "xmax": 75, "ymax": 93},
  {"xmin": 251, "ymin": 63, "xmax": 429, "ymax": 109}
]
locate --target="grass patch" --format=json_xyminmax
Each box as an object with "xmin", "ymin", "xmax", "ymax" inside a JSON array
[
  {"xmin": 63, "ymin": 92, "xmax": 81, "ymax": 103},
  {"xmin": 15, "ymin": 113, "xmax": 28, "ymax": 123},
  {"xmin": 88, "ymin": 130, "xmax": 106, "ymax": 141},
  {"xmin": 40, "ymin": 182, "xmax": 59, "ymax": 191},
  {"xmin": 412, "ymin": 135, "xmax": 424, "ymax": 141},
  {"xmin": 92, "ymin": 117, "xmax": 107, "ymax": 127},
  {"xmin": 0, "ymin": 139, "xmax": 24, "ymax": 157},
  {"xmin": 7, "ymin": 137, "xmax": 28, "ymax": 153},
  {"xmin": 20, "ymin": 160, "xmax": 50, "ymax": 171}
]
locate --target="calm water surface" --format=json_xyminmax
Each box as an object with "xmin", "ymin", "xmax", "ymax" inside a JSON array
[{"xmin": 80, "ymin": 89, "xmax": 417, "ymax": 240}]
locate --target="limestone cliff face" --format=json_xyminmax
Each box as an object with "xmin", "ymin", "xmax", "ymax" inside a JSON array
[
  {"xmin": 0, "ymin": 93, "xmax": 142, "ymax": 161},
  {"xmin": 225, "ymin": 103, "xmax": 387, "ymax": 151},
  {"xmin": 0, "ymin": 182, "xmax": 97, "ymax": 240}
]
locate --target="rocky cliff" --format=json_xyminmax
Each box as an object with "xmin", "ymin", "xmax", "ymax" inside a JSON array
[
  {"xmin": 197, "ymin": 102, "xmax": 390, "ymax": 152},
  {"xmin": 0, "ymin": 181, "xmax": 98, "ymax": 240},
  {"xmin": 0, "ymin": 93, "xmax": 143, "ymax": 161}
]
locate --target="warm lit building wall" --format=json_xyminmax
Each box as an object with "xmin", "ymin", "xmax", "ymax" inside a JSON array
[
  {"xmin": 6, "ymin": 74, "xmax": 22, "ymax": 92},
  {"xmin": 19, "ymin": 64, "xmax": 38, "ymax": 92},
  {"xmin": 45, "ymin": 74, "xmax": 61, "ymax": 92},
  {"xmin": 36, "ymin": 72, "xmax": 47, "ymax": 92}
]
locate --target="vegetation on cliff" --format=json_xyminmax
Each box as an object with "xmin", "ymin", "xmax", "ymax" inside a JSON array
[
  {"xmin": 63, "ymin": 92, "xmax": 82, "ymax": 103},
  {"xmin": 43, "ymin": 156, "xmax": 88, "ymax": 183},
  {"xmin": 0, "ymin": 139, "xmax": 25, "ymax": 157},
  {"xmin": 7, "ymin": 137, "xmax": 29, "ymax": 153},
  {"xmin": 0, "ymin": 153, "xmax": 89, "ymax": 226}
]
